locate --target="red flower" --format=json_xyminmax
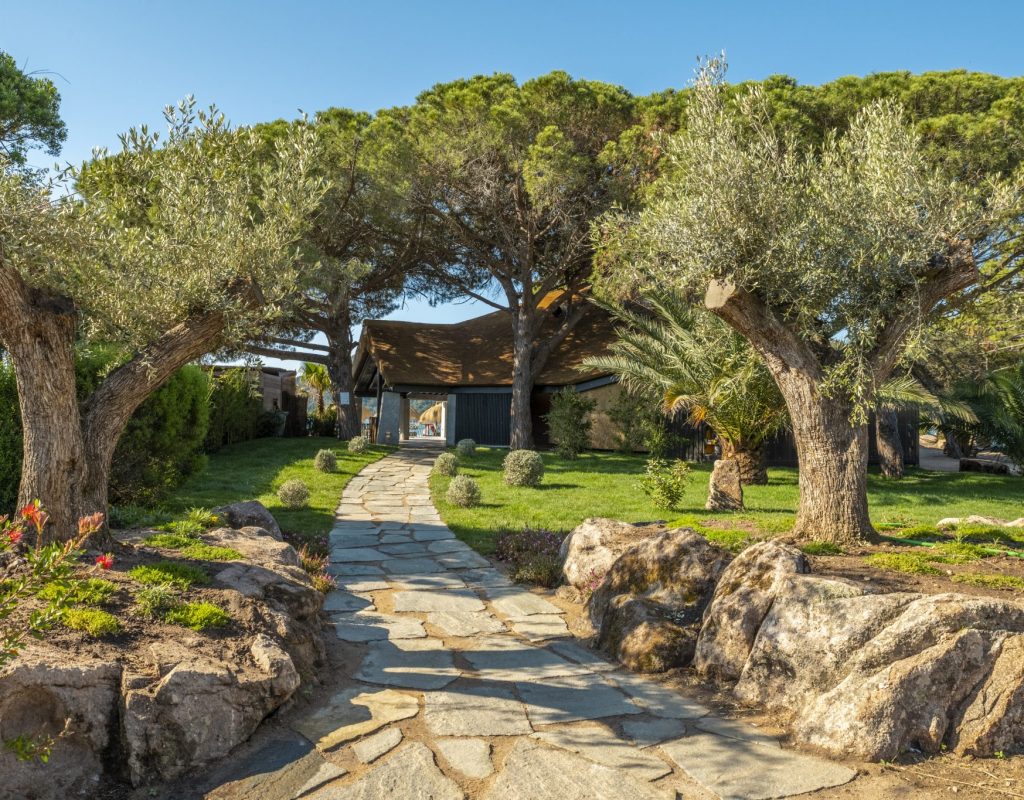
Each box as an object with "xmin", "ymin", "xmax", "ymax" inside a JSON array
[
  {"xmin": 78, "ymin": 512, "xmax": 105, "ymax": 537},
  {"xmin": 19, "ymin": 500, "xmax": 49, "ymax": 534},
  {"xmin": 95, "ymin": 553, "xmax": 114, "ymax": 570},
  {"xmin": 6, "ymin": 527, "xmax": 23, "ymax": 546}
]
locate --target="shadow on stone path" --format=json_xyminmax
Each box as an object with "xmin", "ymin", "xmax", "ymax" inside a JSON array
[{"xmin": 207, "ymin": 443, "xmax": 856, "ymax": 800}]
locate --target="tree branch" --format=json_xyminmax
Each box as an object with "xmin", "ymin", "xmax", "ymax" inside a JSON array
[{"xmin": 247, "ymin": 345, "xmax": 331, "ymax": 365}]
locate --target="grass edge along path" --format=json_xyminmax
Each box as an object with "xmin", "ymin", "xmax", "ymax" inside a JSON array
[{"xmin": 124, "ymin": 437, "xmax": 391, "ymax": 542}]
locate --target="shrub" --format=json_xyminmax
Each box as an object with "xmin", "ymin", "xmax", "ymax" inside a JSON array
[
  {"xmin": 311, "ymin": 406, "xmax": 338, "ymax": 437},
  {"xmin": 178, "ymin": 543, "xmax": 243, "ymax": 561},
  {"xmin": 544, "ymin": 388, "xmax": 596, "ymax": 460},
  {"xmin": 446, "ymin": 475, "xmax": 481, "ymax": 508},
  {"xmin": 310, "ymin": 572, "xmax": 337, "ymax": 593},
  {"xmin": 164, "ymin": 601, "xmax": 231, "ymax": 631},
  {"xmin": 503, "ymin": 449, "xmax": 544, "ymax": 487},
  {"xmin": 39, "ymin": 578, "xmax": 116, "ymax": 607},
  {"xmin": 607, "ymin": 391, "xmax": 660, "ymax": 454},
  {"xmin": 637, "ymin": 457, "xmax": 690, "ymax": 510},
  {"xmin": 134, "ymin": 583, "xmax": 180, "ymax": 619},
  {"xmin": 297, "ymin": 543, "xmax": 335, "ymax": 593},
  {"xmin": 204, "ymin": 367, "xmax": 264, "ymax": 452},
  {"xmin": 432, "ymin": 452, "xmax": 459, "ymax": 477},
  {"xmin": 494, "ymin": 527, "xmax": 565, "ymax": 587},
  {"xmin": 64, "ymin": 609, "xmax": 120, "ymax": 637},
  {"xmin": 348, "ymin": 435, "xmax": 369, "ymax": 454},
  {"xmin": 455, "ymin": 439, "xmax": 476, "ymax": 458},
  {"xmin": 314, "ymin": 448, "xmax": 338, "ymax": 473},
  {"xmin": 109, "ymin": 365, "xmax": 210, "ymax": 506},
  {"xmin": 129, "ymin": 561, "xmax": 210, "ymax": 589},
  {"xmin": 278, "ymin": 479, "xmax": 310, "ymax": 509}
]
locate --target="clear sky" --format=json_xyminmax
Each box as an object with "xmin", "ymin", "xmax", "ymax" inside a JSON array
[{"xmin": 5, "ymin": 0, "xmax": 1023, "ymax": 369}]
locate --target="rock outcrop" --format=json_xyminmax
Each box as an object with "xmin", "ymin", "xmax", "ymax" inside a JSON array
[
  {"xmin": 212, "ymin": 500, "xmax": 284, "ymax": 539},
  {"xmin": 0, "ymin": 502, "xmax": 323, "ymax": 799},
  {"xmin": 587, "ymin": 529, "xmax": 731, "ymax": 673},
  {"xmin": 559, "ymin": 518, "xmax": 665, "ymax": 590},
  {"xmin": 705, "ymin": 458, "xmax": 743, "ymax": 511}
]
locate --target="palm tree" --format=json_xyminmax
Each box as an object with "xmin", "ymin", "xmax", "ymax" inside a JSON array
[
  {"xmin": 584, "ymin": 292, "xmax": 789, "ymax": 490},
  {"xmin": 301, "ymin": 362, "xmax": 331, "ymax": 416}
]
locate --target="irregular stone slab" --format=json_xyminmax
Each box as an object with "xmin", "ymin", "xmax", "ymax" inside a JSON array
[
  {"xmin": 324, "ymin": 592, "xmax": 374, "ymax": 613},
  {"xmin": 694, "ymin": 540, "xmax": 808, "ymax": 681},
  {"xmin": 411, "ymin": 528, "xmax": 455, "ymax": 542},
  {"xmin": 603, "ymin": 671, "xmax": 710, "ymax": 720},
  {"xmin": 435, "ymin": 738, "xmax": 493, "ymax": 780},
  {"xmin": 205, "ymin": 734, "xmax": 346, "ymax": 800},
  {"xmin": 307, "ymin": 742, "xmax": 462, "ymax": 800},
  {"xmin": 387, "ymin": 573, "xmax": 469, "ymax": 592},
  {"xmin": 356, "ymin": 638, "xmax": 460, "ymax": 690},
  {"xmin": 352, "ymin": 727, "xmax": 403, "ymax": 763},
  {"xmin": 461, "ymin": 568, "xmax": 513, "ymax": 590},
  {"xmin": 483, "ymin": 739, "xmax": 668, "ymax": 800},
  {"xmin": 693, "ymin": 715, "xmax": 780, "ymax": 747},
  {"xmin": 463, "ymin": 636, "xmax": 590, "ymax": 681},
  {"xmin": 427, "ymin": 539, "xmax": 472, "ymax": 554},
  {"xmin": 330, "ymin": 563, "xmax": 384, "ymax": 577},
  {"xmin": 379, "ymin": 533, "xmax": 412, "ymax": 544},
  {"xmin": 393, "ymin": 589, "xmax": 485, "ymax": 614},
  {"xmin": 424, "ymin": 683, "xmax": 532, "ymax": 736},
  {"xmin": 330, "ymin": 533, "xmax": 381, "ymax": 549},
  {"xmin": 488, "ymin": 588, "xmax": 564, "ymax": 619},
  {"xmin": 516, "ymin": 673, "xmax": 641, "ymax": 725},
  {"xmin": 330, "ymin": 547, "xmax": 388, "ymax": 563},
  {"xmin": 546, "ymin": 640, "xmax": 616, "ymax": 672},
  {"xmin": 659, "ymin": 733, "xmax": 855, "ymax": 800},
  {"xmin": 382, "ymin": 557, "xmax": 445, "ymax": 574},
  {"xmin": 619, "ymin": 716, "xmax": 688, "ymax": 748},
  {"xmin": 336, "ymin": 578, "xmax": 391, "ymax": 593},
  {"xmin": 511, "ymin": 615, "xmax": 569, "ymax": 641},
  {"xmin": 427, "ymin": 610, "xmax": 506, "ymax": 637},
  {"xmin": 533, "ymin": 721, "xmax": 672, "ymax": 781},
  {"xmin": 332, "ymin": 612, "xmax": 426, "ymax": 642},
  {"xmin": 380, "ymin": 542, "xmax": 430, "ymax": 556},
  {"xmin": 437, "ymin": 550, "xmax": 491, "ymax": 570},
  {"xmin": 292, "ymin": 687, "xmax": 419, "ymax": 750}
]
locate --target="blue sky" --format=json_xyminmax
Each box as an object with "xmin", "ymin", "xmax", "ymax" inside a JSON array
[{"xmin": 6, "ymin": 0, "xmax": 1023, "ymax": 368}]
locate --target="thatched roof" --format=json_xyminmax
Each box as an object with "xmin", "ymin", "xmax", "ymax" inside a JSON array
[{"xmin": 353, "ymin": 293, "xmax": 615, "ymax": 392}]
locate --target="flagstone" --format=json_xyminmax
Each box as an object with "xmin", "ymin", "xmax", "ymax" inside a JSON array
[{"xmin": 356, "ymin": 637, "xmax": 460, "ymax": 690}]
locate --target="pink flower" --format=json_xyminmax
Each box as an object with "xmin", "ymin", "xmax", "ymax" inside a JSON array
[
  {"xmin": 95, "ymin": 553, "xmax": 114, "ymax": 570},
  {"xmin": 6, "ymin": 527, "xmax": 23, "ymax": 546}
]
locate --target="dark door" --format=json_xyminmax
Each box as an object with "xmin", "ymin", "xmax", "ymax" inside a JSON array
[{"xmin": 455, "ymin": 393, "xmax": 512, "ymax": 446}]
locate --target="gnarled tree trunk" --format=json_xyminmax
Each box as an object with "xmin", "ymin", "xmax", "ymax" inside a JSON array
[{"xmin": 875, "ymin": 408, "xmax": 905, "ymax": 480}]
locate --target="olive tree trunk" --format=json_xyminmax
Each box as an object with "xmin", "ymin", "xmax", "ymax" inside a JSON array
[{"xmin": 875, "ymin": 408, "xmax": 905, "ymax": 480}]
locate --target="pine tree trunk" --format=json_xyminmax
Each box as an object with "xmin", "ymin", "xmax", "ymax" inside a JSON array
[
  {"xmin": 734, "ymin": 445, "xmax": 768, "ymax": 485},
  {"xmin": 875, "ymin": 408, "xmax": 905, "ymax": 480},
  {"xmin": 509, "ymin": 308, "xmax": 535, "ymax": 450},
  {"xmin": 327, "ymin": 306, "xmax": 360, "ymax": 440}
]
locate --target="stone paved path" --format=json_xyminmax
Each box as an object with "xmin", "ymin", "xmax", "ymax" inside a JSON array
[{"xmin": 214, "ymin": 443, "xmax": 857, "ymax": 800}]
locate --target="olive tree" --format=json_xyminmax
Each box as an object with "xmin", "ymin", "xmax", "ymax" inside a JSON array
[
  {"xmin": 610, "ymin": 63, "xmax": 1017, "ymax": 544},
  {"xmin": 0, "ymin": 99, "xmax": 320, "ymax": 537}
]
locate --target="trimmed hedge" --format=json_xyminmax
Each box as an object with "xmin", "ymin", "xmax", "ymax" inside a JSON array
[{"xmin": 203, "ymin": 368, "xmax": 265, "ymax": 452}]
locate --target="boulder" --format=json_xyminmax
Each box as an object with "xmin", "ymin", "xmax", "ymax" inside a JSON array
[
  {"xmin": 951, "ymin": 634, "xmax": 1024, "ymax": 756},
  {"xmin": 694, "ymin": 540, "xmax": 808, "ymax": 680},
  {"xmin": 596, "ymin": 596, "xmax": 696, "ymax": 673},
  {"xmin": 705, "ymin": 458, "xmax": 742, "ymax": 511},
  {"xmin": 0, "ymin": 655, "xmax": 121, "ymax": 800},
  {"xmin": 123, "ymin": 635, "xmax": 300, "ymax": 785},
  {"xmin": 559, "ymin": 518, "xmax": 665, "ymax": 590},
  {"xmin": 959, "ymin": 458, "xmax": 1011, "ymax": 475},
  {"xmin": 206, "ymin": 526, "xmax": 302, "ymax": 569},
  {"xmin": 211, "ymin": 501, "xmax": 283, "ymax": 539},
  {"xmin": 588, "ymin": 528, "xmax": 731, "ymax": 672},
  {"xmin": 937, "ymin": 515, "xmax": 1024, "ymax": 529}
]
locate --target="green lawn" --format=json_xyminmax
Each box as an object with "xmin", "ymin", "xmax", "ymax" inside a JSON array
[
  {"xmin": 145, "ymin": 437, "xmax": 390, "ymax": 540},
  {"xmin": 430, "ymin": 447, "xmax": 1024, "ymax": 553}
]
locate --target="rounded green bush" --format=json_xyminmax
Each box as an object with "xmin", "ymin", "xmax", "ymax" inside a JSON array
[
  {"xmin": 278, "ymin": 478, "xmax": 310, "ymax": 509},
  {"xmin": 314, "ymin": 448, "xmax": 338, "ymax": 473},
  {"xmin": 432, "ymin": 452, "xmax": 459, "ymax": 477},
  {"xmin": 503, "ymin": 449, "xmax": 545, "ymax": 487},
  {"xmin": 164, "ymin": 601, "xmax": 231, "ymax": 631},
  {"xmin": 446, "ymin": 475, "xmax": 481, "ymax": 508},
  {"xmin": 455, "ymin": 439, "xmax": 476, "ymax": 458},
  {"xmin": 348, "ymin": 435, "xmax": 369, "ymax": 454},
  {"xmin": 64, "ymin": 608, "xmax": 121, "ymax": 637}
]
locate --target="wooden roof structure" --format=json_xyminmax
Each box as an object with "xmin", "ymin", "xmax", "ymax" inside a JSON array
[{"xmin": 353, "ymin": 293, "xmax": 616, "ymax": 393}]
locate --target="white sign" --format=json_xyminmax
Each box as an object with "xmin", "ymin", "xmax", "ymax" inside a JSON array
[{"xmin": 339, "ymin": 392, "xmax": 351, "ymax": 404}]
